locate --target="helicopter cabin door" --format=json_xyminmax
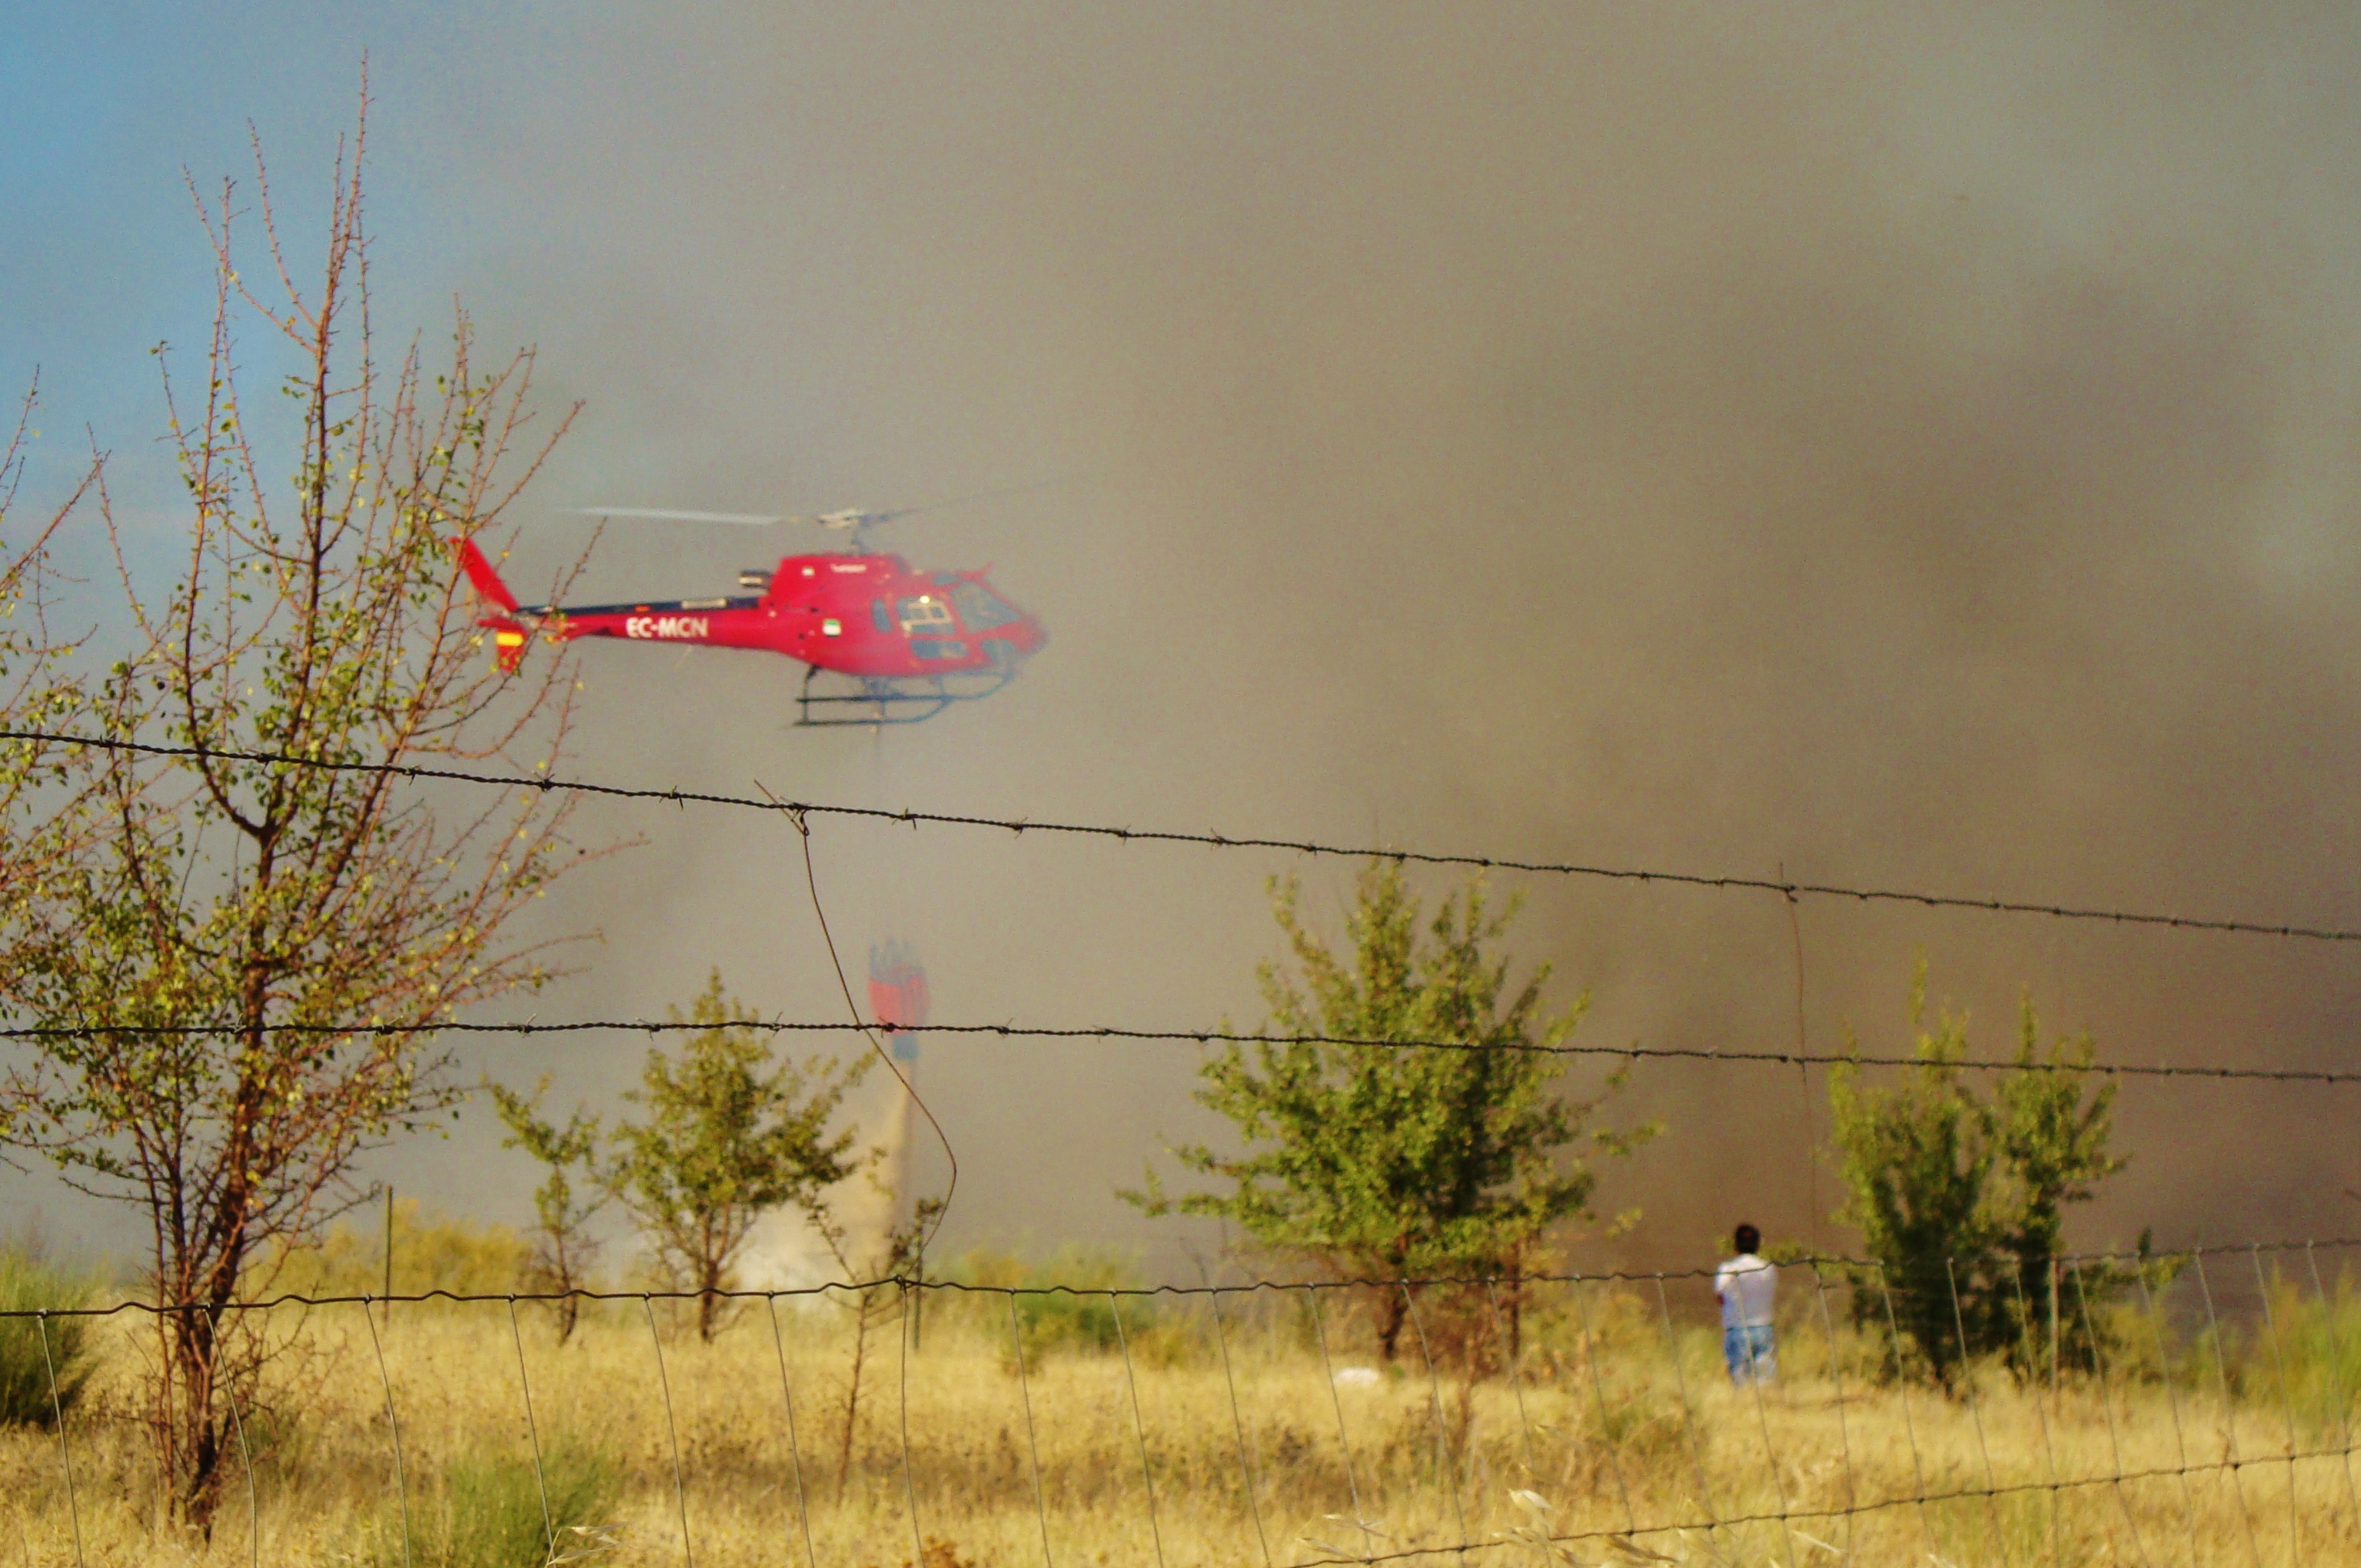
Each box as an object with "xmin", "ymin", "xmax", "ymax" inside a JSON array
[{"xmin": 896, "ymin": 593, "xmax": 966, "ymax": 661}]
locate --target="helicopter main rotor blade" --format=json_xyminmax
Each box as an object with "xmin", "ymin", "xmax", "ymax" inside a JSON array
[
  {"xmin": 872, "ymin": 475, "xmax": 1074, "ymax": 523},
  {"xmin": 575, "ymin": 507, "xmax": 784, "ymax": 526},
  {"xmin": 576, "ymin": 476, "xmax": 1078, "ymax": 532}
]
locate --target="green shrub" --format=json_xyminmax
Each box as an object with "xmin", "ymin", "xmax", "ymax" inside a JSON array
[
  {"xmin": 946, "ymin": 1245, "xmax": 1172, "ymax": 1366},
  {"xmin": 0, "ymin": 1248, "xmax": 100, "ymax": 1429},
  {"xmin": 447, "ymin": 1437, "xmax": 618, "ymax": 1568},
  {"xmin": 369, "ymin": 1435, "xmax": 619, "ymax": 1568},
  {"xmin": 2235, "ymin": 1269, "xmax": 2361, "ymax": 1440}
]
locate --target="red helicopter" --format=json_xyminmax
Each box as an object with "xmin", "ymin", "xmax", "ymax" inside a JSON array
[{"xmin": 453, "ymin": 505, "xmax": 1048, "ymax": 726}]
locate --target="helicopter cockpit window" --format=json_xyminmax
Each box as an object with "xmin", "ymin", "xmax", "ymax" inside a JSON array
[
  {"xmin": 896, "ymin": 595, "xmax": 957, "ymax": 636},
  {"xmin": 948, "ymin": 578, "xmax": 1021, "ymax": 632}
]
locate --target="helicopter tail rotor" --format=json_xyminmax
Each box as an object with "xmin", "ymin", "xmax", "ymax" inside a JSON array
[
  {"xmin": 451, "ymin": 538, "xmax": 536, "ymax": 673},
  {"xmin": 452, "ymin": 537, "xmax": 521, "ymax": 613}
]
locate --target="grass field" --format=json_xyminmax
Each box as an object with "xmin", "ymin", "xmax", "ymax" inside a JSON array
[{"xmin": 2, "ymin": 1254, "xmax": 2357, "ymax": 1568}]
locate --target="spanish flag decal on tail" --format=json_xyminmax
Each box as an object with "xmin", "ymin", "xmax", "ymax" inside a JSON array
[{"xmin": 485, "ymin": 616, "xmax": 529, "ymax": 673}]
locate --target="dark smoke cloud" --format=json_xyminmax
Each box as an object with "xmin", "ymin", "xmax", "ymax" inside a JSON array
[{"xmin": 15, "ymin": 4, "xmax": 2361, "ymax": 1278}]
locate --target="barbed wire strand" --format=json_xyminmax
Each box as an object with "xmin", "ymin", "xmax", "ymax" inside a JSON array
[
  {"xmin": 1109, "ymin": 1291, "xmax": 1169, "ymax": 1568},
  {"xmin": 17, "ymin": 1013, "xmax": 2349, "ymax": 1088},
  {"xmin": 38, "ymin": 1313, "xmax": 86, "ymax": 1568},
  {"xmin": 15, "ymin": 726, "xmax": 2361, "ymax": 945},
  {"xmin": 2249, "ymin": 1245, "xmax": 2309, "ymax": 1568},
  {"xmin": 642, "ymin": 1297, "xmax": 696, "ymax": 1568},
  {"xmin": 1296, "ymin": 1443, "xmax": 2361, "ymax": 1568},
  {"xmin": 763, "ymin": 1294, "xmax": 823, "ymax": 1568},
  {"xmin": 2300, "ymin": 1241, "xmax": 2361, "ymax": 1530},
  {"xmin": 8, "ymin": 1237, "xmax": 2361, "ymax": 1320}
]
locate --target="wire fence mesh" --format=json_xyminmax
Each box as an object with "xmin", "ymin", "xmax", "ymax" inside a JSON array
[{"xmin": 6, "ymin": 1244, "xmax": 2360, "ymax": 1566}]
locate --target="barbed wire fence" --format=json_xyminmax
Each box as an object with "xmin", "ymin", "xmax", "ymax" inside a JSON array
[
  {"xmin": 6, "ymin": 1016, "xmax": 2356, "ymax": 1085},
  {"xmin": 2, "ymin": 729, "xmax": 2356, "ymax": 1565}
]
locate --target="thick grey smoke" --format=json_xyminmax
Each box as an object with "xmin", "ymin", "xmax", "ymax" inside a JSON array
[{"xmin": 19, "ymin": 5, "xmax": 2361, "ymax": 1279}]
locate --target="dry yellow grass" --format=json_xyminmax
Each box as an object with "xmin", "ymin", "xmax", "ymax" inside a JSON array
[{"xmin": 0, "ymin": 1280, "xmax": 2353, "ymax": 1567}]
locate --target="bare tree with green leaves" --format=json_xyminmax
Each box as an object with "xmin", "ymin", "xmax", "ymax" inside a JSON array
[
  {"xmin": 815, "ymin": 1194, "xmax": 939, "ymax": 1502},
  {"xmin": 1828, "ymin": 964, "xmax": 2137, "ymax": 1385},
  {"xmin": 0, "ymin": 377, "xmax": 104, "ymax": 992},
  {"xmin": 598, "ymin": 970, "xmax": 871, "ymax": 1341},
  {"xmin": 1127, "ymin": 859, "xmax": 1654, "ymax": 1360},
  {"xmin": 0, "ymin": 101, "xmax": 598, "ymax": 1524},
  {"xmin": 487, "ymin": 1075, "xmax": 605, "ymax": 1342}
]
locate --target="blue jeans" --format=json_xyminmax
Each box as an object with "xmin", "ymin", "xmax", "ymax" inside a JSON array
[{"xmin": 1724, "ymin": 1322, "xmax": 1775, "ymax": 1384}]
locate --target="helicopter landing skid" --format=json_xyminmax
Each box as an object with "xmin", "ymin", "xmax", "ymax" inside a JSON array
[{"xmin": 796, "ymin": 666, "xmax": 1015, "ymax": 726}]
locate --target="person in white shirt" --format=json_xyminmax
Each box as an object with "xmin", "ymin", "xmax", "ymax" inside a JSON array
[{"xmin": 1714, "ymin": 1223, "xmax": 1776, "ymax": 1385}]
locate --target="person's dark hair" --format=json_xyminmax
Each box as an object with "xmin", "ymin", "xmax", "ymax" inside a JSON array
[{"xmin": 1734, "ymin": 1223, "xmax": 1761, "ymax": 1254}]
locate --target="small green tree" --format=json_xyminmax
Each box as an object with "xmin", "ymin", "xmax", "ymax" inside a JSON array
[
  {"xmin": 601, "ymin": 971, "xmax": 870, "ymax": 1340},
  {"xmin": 814, "ymin": 1194, "xmax": 939, "ymax": 1503},
  {"xmin": 487, "ymin": 1075, "xmax": 604, "ymax": 1343},
  {"xmin": 1127, "ymin": 859, "xmax": 1654, "ymax": 1360},
  {"xmin": 1992, "ymin": 996, "xmax": 2143, "ymax": 1350},
  {"xmin": 1828, "ymin": 965, "xmax": 2136, "ymax": 1384},
  {"xmin": 1827, "ymin": 973, "xmax": 2003, "ymax": 1384},
  {"xmin": 1989, "ymin": 996, "xmax": 2145, "ymax": 1380}
]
